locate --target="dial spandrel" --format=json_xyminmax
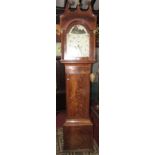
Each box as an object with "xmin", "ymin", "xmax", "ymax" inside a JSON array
[{"xmin": 66, "ymin": 25, "xmax": 89, "ymax": 59}]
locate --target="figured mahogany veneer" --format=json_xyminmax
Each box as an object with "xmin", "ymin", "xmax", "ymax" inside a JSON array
[
  {"xmin": 65, "ymin": 64, "xmax": 91, "ymax": 119},
  {"xmin": 62, "ymin": 65, "xmax": 94, "ymax": 150},
  {"xmin": 63, "ymin": 120, "xmax": 93, "ymax": 150},
  {"xmin": 63, "ymin": 64, "xmax": 93, "ymax": 150}
]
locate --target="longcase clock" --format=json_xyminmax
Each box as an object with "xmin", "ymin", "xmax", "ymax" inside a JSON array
[{"xmin": 60, "ymin": 0, "xmax": 97, "ymax": 151}]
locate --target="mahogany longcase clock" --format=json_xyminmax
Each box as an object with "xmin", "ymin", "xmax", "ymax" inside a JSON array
[{"xmin": 60, "ymin": 0, "xmax": 97, "ymax": 151}]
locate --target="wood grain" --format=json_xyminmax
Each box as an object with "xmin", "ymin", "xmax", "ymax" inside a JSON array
[{"xmin": 60, "ymin": 1, "xmax": 97, "ymax": 150}]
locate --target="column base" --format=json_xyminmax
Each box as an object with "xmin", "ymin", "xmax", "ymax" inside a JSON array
[{"xmin": 63, "ymin": 119, "xmax": 93, "ymax": 150}]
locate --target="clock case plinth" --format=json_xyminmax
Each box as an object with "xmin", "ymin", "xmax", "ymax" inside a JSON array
[
  {"xmin": 60, "ymin": 2, "xmax": 97, "ymax": 151},
  {"xmin": 63, "ymin": 119, "xmax": 93, "ymax": 151},
  {"xmin": 62, "ymin": 63, "xmax": 93, "ymax": 150}
]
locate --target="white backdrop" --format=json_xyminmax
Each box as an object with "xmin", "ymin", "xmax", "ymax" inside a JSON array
[{"xmin": 101, "ymin": 0, "xmax": 155, "ymax": 155}]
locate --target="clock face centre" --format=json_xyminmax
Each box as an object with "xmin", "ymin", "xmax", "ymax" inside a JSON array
[{"xmin": 66, "ymin": 25, "xmax": 90, "ymax": 60}]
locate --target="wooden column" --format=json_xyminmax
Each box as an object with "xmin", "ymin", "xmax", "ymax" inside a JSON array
[{"xmin": 63, "ymin": 63, "xmax": 93, "ymax": 150}]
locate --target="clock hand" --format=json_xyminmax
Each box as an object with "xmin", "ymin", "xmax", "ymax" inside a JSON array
[{"xmin": 77, "ymin": 44, "xmax": 82, "ymax": 52}]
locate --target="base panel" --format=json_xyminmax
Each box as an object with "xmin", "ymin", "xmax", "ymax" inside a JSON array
[{"xmin": 63, "ymin": 120, "xmax": 93, "ymax": 150}]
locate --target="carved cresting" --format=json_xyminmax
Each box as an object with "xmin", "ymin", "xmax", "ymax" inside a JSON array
[{"xmin": 60, "ymin": 0, "xmax": 97, "ymax": 151}]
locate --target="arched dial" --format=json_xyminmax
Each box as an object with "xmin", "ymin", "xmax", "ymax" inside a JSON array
[{"xmin": 66, "ymin": 25, "xmax": 90, "ymax": 59}]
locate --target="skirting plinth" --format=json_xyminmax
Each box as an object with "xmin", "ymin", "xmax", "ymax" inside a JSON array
[{"xmin": 63, "ymin": 119, "xmax": 93, "ymax": 151}]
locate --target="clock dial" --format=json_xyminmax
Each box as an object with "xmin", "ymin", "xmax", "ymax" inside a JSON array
[{"xmin": 66, "ymin": 25, "xmax": 89, "ymax": 59}]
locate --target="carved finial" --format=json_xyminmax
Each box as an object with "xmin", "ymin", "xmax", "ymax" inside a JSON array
[
  {"xmin": 65, "ymin": 0, "xmax": 72, "ymax": 12},
  {"xmin": 77, "ymin": 0, "xmax": 81, "ymax": 10},
  {"xmin": 78, "ymin": 0, "xmax": 80, "ymax": 5},
  {"xmin": 65, "ymin": 0, "xmax": 94, "ymax": 11},
  {"xmin": 87, "ymin": 0, "xmax": 92, "ymax": 12},
  {"xmin": 65, "ymin": 0, "xmax": 69, "ymax": 10},
  {"xmin": 91, "ymin": 0, "xmax": 96, "ymax": 8}
]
